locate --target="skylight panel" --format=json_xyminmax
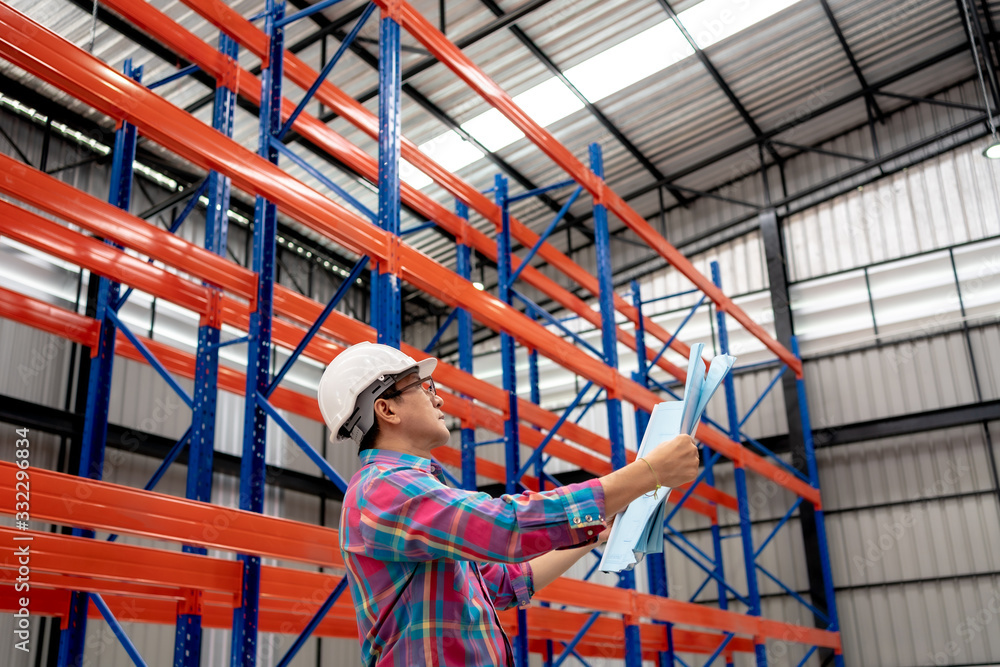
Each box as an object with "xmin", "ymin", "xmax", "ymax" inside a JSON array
[
  {"xmin": 420, "ymin": 130, "xmax": 485, "ymax": 171},
  {"xmin": 516, "ymin": 77, "xmax": 586, "ymax": 126},
  {"xmin": 401, "ymin": 159, "xmax": 434, "ymax": 189},
  {"xmin": 564, "ymin": 21, "xmax": 694, "ymax": 102},
  {"xmin": 682, "ymin": 0, "xmax": 801, "ymax": 50},
  {"xmin": 400, "ymin": 128, "xmax": 489, "ymax": 186},
  {"xmin": 461, "ymin": 109, "xmax": 524, "ymax": 152},
  {"xmin": 403, "ymin": 0, "xmax": 803, "ymax": 188}
]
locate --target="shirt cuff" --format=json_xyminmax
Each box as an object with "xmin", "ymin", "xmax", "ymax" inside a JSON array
[
  {"xmin": 559, "ymin": 478, "xmax": 606, "ymax": 547},
  {"xmin": 512, "ymin": 561, "xmax": 533, "ymax": 609}
]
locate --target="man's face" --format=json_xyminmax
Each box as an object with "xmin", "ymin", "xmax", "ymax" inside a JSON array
[{"xmin": 388, "ymin": 371, "xmax": 450, "ymax": 449}]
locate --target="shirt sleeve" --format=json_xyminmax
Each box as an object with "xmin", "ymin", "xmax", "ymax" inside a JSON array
[
  {"xmin": 345, "ymin": 465, "xmax": 605, "ymax": 563},
  {"xmin": 478, "ymin": 561, "xmax": 533, "ymax": 611}
]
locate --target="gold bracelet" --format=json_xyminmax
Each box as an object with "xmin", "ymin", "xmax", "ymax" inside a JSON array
[{"xmin": 638, "ymin": 456, "xmax": 662, "ymax": 499}]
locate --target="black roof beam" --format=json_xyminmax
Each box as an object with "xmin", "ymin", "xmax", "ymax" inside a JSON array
[
  {"xmin": 422, "ymin": 74, "xmax": 993, "ymax": 347},
  {"xmin": 873, "ymin": 89, "xmax": 986, "ymax": 113},
  {"xmin": 505, "ymin": 45, "xmax": 974, "ymax": 315},
  {"xmin": 600, "ymin": 99, "xmax": 993, "ymax": 289},
  {"xmin": 532, "ymin": 68, "xmax": 986, "ymax": 309},
  {"xmin": 957, "ymin": 0, "xmax": 1000, "ymax": 109},
  {"xmin": 769, "ymin": 139, "xmax": 869, "ymax": 163},
  {"xmin": 470, "ymin": 0, "xmax": 693, "ymax": 208},
  {"xmin": 655, "ymin": 0, "xmax": 784, "ymax": 167},
  {"xmin": 980, "ymin": 0, "xmax": 1000, "ymax": 79},
  {"xmin": 350, "ymin": 0, "xmax": 561, "ymax": 104},
  {"xmin": 818, "ymin": 0, "xmax": 885, "ymax": 122}
]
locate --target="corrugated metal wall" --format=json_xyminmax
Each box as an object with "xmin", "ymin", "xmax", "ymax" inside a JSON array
[
  {"xmin": 816, "ymin": 424, "xmax": 1000, "ymax": 666},
  {"xmin": 464, "ymin": 78, "xmax": 1000, "ymax": 664}
]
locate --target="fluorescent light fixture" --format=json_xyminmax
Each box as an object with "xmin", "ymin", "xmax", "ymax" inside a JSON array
[
  {"xmin": 984, "ymin": 140, "xmax": 1000, "ymax": 159},
  {"xmin": 405, "ymin": 0, "xmax": 802, "ymax": 186}
]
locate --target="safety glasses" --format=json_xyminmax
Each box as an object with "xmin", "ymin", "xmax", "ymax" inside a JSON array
[{"xmin": 383, "ymin": 376, "xmax": 436, "ymax": 399}]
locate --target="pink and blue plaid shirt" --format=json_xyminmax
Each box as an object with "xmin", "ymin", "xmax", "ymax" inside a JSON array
[{"xmin": 340, "ymin": 449, "xmax": 606, "ymax": 667}]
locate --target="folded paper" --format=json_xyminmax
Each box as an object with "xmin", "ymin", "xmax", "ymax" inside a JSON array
[{"xmin": 599, "ymin": 343, "xmax": 736, "ymax": 573}]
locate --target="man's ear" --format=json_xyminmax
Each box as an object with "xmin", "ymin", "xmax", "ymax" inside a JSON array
[{"xmin": 373, "ymin": 396, "xmax": 401, "ymax": 426}]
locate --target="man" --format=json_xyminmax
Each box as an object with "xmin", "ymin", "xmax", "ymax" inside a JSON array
[{"xmin": 318, "ymin": 342, "xmax": 698, "ymax": 666}]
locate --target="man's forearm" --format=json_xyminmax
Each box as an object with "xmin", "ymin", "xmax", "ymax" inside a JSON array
[
  {"xmin": 528, "ymin": 541, "xmax": 600, "ymax": 592},
  {"xmin": 528, "ymin": 436, "xmax": 697, "ymax": 595}
]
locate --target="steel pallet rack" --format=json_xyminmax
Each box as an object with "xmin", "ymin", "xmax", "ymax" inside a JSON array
[{"xmin": 0, "ymin": 1, "xmax": 842, "ymax": 666}]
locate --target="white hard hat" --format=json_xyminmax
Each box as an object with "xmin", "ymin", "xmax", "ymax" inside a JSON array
[{"xmin": 317, "ymin": 342, "xmax": 437, "ymax": 445}]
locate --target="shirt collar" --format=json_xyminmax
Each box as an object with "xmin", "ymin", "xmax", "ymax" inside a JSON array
[{"xmin": 359, "ymin": 448, "xmax": 441, "ymax": 476}]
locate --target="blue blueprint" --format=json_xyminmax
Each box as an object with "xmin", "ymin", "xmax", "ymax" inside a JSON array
[{"xmin": 599, "ymin": 343, "xmax": 736, "ymax": 573}]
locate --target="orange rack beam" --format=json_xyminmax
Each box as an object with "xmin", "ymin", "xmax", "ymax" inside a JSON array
[
  {"xmin": 0, "ymin": 6, "xmax": 816, "ymax": 504},
  {"xmin": 165, "ymin": 0, "xmax": 692, "ymax": 381},
  {"xmin": 0, "ymin": 146, "xmax": 727, "ymax": 514},
  {"xmin": 0, "ymin": 284, "xmax": 526, "ymax": 491},
  {"xmin": 1, "ymin": 587, "xmax": 756, "ymax": 658},
  {"xmin": 374, "ymin": 0, "xmax": 803, "ymax": 378},
  {"xmin": 0, "ymin": 462, "xmax": 837, "ymax": 653}
]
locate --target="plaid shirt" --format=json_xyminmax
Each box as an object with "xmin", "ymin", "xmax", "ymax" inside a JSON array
[{"xmin": 340, "ymin": 449, "xmax": 606, "ymax": 667}]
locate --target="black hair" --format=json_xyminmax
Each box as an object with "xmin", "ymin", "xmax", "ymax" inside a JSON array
[{"xmin": 358, "ymin": 418, "xmax": 379, "ymax": 455}]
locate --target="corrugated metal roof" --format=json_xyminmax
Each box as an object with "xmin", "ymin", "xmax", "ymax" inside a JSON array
[{"xmin": 0, "ymin": 0, "xmax": 982, "ymax": 274}]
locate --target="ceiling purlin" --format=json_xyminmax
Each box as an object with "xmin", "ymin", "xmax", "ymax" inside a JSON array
[
  {"xmin": 817, "ymin": 0, "xmax": 886, "ymax": 166},
  {"xmin": 295, "ymin": 0, "xmax": 603, "ymax": 246},
  {"xmin": 347, "ymin": 0, "xmax": 562, "ymax": 109},
  {"xmin": 655, "ymin": 0, "xmax": 785, "ymax": 169},
  {"xmin": 818, "ymin": 0, "xmax": 885, "ymax": 120},
  {"xmin": 979, "ymin": 0, "xmax": 1000, "ymax": 90},
  {"xmin": 569, "ymin": 42, "xmax": 971, "ymax": 231},
  {"xmin": 471, "ymin": 0, "xmax": 695, "ymax": 209},
  {"xmin": 532, "ymin": 45, "xmax": 982, "ymax": 303}
]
